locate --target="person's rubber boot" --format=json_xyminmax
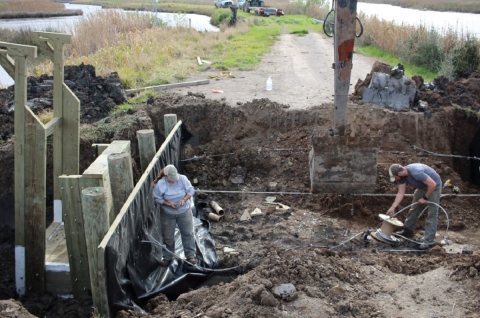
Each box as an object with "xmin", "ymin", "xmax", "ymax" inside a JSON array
[{"xmin": 394, "ymin": 227, "xmax": 414, "ymax": 238}]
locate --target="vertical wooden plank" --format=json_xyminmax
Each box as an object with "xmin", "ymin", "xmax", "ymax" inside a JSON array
[
  {"xmin": 108, "ymin": 153, "xmax": 134, "ymax": 218},
  {"xmin": 82, "ymin": 187, "xmax": 109, "ymax": 312},
  {"xmin": 4, "ymin": 42, "xmax": 37, "ymax": 296},
  {"xmin": 24, "ymin": 109, "xmax": 46, "ymax": 294},
  {"xmin": 59, "ymin": 176, "xmax": 91, "ymax": 298},
  {"xmin": 333, "ymin": 0, "xmax": 357, "ymax": 135},
  {"xmin": 164, "ymin": 114, "xmax": 178, "ymax": 136},
  {"xmin": 137, "ymin": 129, "xmax": 156, "ymax": 173},
  {"xmin": 13, "ymin": 55, "xmax": 28, "ymax": 296},
  {"xmin": 62, "ymin": 84, "xmax": 80, "ymax": 175}
]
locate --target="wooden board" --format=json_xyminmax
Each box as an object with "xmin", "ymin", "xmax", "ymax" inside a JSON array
[{"xmin": 45, "ymin": 222, "xmax": 69, "ymax": 264}]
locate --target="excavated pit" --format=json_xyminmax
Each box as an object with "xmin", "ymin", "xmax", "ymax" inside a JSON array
[{"xmin": 0, "ymin": 67, "xmax": 479, "ymax": 317}]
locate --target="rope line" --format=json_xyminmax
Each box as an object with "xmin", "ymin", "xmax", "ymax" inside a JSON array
[
  {"xmin": 194, "ymin": 189, "xmax": 480, "ymax": 197},
  {"xmin": 414, "ymin": 145, "xmax": 480, "ymax": 161}
]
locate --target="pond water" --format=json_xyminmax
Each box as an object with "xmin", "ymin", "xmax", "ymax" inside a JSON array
[{"xmin": 357, "ymin": 2, "xmax": 480, "ymax": 38}]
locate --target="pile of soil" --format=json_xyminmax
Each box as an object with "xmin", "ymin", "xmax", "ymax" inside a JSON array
[
  {"xmin": 0, "ymin": 63, "xmax": 127, "ymax": 142},
  {"xmin": 0, "ymin": 60, "xmax": 480, "ymax": 317}
]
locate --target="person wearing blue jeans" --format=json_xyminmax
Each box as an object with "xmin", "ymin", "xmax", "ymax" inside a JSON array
[
  {"xmin": 153, "ymin": 164, "xmax": 196, "ymax": 266},
  {"xmin": 386, "ymin": 163, "xmax": 442, "ymax": 250}
]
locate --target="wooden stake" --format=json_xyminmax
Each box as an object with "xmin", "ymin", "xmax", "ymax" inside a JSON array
[
  {"xmin": 137, "ymin": 129, "xmax": 156, "ymax": 173},
  {"xmin": 108, "ymin": 153, "xmax": 134, "ymax": 218},
  {"xmin": 82, "ymin": 187, "xmax": 109, "ymax": 313},
  {"xmin": 164, "ymin": 114, "xmax": 178, "ymax": 137}
]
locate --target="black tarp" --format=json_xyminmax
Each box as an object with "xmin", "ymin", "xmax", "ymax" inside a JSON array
[
  {"xmin": 103, "ymin": 124, "xmax": 217, "ymax": 314},
  {"xmin": 470, "ymin": 125, "xmax": 480, "ymax": 186}
]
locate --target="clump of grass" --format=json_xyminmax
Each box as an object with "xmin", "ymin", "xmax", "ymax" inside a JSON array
[
  {"xmin": 80, "ymin": 112, "xmax": 145, "ymax": 143},
  {"xmin": 290, "ymin": 29, "xmax": 309, "ymax": 36},
  {"xmin": 36, "ymin": 109, "xmax": 54, "ymax": 125}
]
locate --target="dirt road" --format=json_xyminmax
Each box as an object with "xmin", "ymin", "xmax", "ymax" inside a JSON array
[{"xmin": 172, "ymin": 32, "xmax": 378, "ymax": 108}]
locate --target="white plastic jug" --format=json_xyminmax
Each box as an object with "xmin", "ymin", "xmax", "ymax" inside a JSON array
[{"xmin": 266, "ymin": 76, "xmax": 273, "ymax": 91}]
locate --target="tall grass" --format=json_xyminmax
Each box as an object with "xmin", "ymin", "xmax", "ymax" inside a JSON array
[
  {"xmin": 68, "ymin": 10, "xmax": 156, "ymax": 57},
  {"xmin": 358, "ymin": 0, "xmax": 480, "ymax": 14},
  {"xmin": 355, "ymin": 12, "xmax": 480, "ymax": 79},
  {"xmin": 39, "ymin": 11, "xmax": 254, "ymax": 89}
]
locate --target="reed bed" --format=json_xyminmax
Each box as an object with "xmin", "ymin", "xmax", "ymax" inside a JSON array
[
  {"xmin": 33, "ymin": 11, "xmax": 251, "ymax": 89},
  {"xmin": 358, "ymin": 0, "xmax": 480, "ymax": 14},
  {"xmin": 355, "ymin": 12, "xmax": 479, "ymax": 77}
]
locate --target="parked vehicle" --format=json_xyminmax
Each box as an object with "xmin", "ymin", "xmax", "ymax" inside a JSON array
[
  {"xmin": 252, "ymin": 7, "xmax": 284, "ymax": 16},
  {"xmin": 241, "ymin": 1, "xmax": 284, "ymax": 16},
  {"xmin": 214, "ymin": 0, "xmax": 233, "ymax": 8},
  {"xmin": 241, "ymin": 0, "xmax": 265, "ymax": 12}
]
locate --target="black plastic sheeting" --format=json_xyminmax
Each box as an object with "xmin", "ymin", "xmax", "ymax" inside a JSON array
[
  {"xmin": 470, "ymin": 125, "xmax": 480, "ymax": 186},
  {"xmin": 104, "ymin": 124, "xmax": 217, "ymax": 314}
]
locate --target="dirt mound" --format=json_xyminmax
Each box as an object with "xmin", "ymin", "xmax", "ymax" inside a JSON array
[
  {"xmin": 353, "ymin": 62, "xmax": 480, "ymax": 112},
  {"xmin": 0, "ymin": 63, "xmax": 127, "ymax": 142}
]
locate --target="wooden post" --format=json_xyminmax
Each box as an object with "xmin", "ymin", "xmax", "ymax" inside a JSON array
[
  {"xmin": 32, "ymin": 32, "xmax": 74, "ymax": 223},
  {"xmin": 137, "ymin": 129, "xmax": 156, "ymax": 173},
  {"xmin": 107, "ymin": 153, "xmax": 134, "ymax": 218},
  {"xmin": 1, "ymin": 41, "xmax": 38, "ymax": 296},
  {"xmin": 59, "ymin": 175, "xmax": 91, "ymax": 298},
  {"xmin": 164, "ymin": 114, "xmax": 178, "ymax": 137},
  {"xmin": 82, "ymin": 187, "xmax": 109, "ymax": 312},
  {"xmin": 332, "ymin": 0, "xmax": 357, "ymax": 136},
  {"xmin": 24, "ymin": 108, "xmax": 46, "ymax": 294}
]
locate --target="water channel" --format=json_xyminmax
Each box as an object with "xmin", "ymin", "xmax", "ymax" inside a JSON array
[{"xmin": 1, "ymin": 2, "xmax": 480, "ymax": 86}]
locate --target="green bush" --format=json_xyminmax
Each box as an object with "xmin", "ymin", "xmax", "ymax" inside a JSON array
[
  {"xmin": 400, "ymin": 29, "xmax": 444, "ymax": 73},
  {"xmin": 210, "ymin": 9, "xmax": 231, "ymax": 26},
  {"xmin": 452, "ymin": 36, "xmax": 480, "ymax": 78}
]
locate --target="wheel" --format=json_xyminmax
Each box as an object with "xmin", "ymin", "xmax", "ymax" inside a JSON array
[
  {"xmin": 355, "ymin": 16, "xmax": 364, "ymax": 38},
  {"xmin": 323, "ymin": 10, "xmax": 334, "ymax": 37}
]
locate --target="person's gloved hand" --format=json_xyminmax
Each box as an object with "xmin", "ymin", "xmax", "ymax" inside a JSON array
[{"xmin": 386, "ymin": 206, "xmax": 395, "ymax": 217}]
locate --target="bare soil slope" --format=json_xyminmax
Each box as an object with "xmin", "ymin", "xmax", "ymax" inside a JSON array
[{"xmin": 0, "ymin": 33, "xmax": 480, "ymax": 318}]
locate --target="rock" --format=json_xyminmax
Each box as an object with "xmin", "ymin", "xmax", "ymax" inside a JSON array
[
  {"xmin": 240, "ymin": 209, "xmax": 251, "ymax": 221},
  {"xmin": 469, "ymin": 266, "xmax": 478, "ymax": 277},
  {"xmin": 251, "ymin": 208, "xmax": 262, "ymax": 216},
  {"xmin": 260, "ymin": 290, "xmax": 278, "ymax": 306},
  {"xmin": 272, "ymin": 283, "xmax": 297, "ymax": 301}
]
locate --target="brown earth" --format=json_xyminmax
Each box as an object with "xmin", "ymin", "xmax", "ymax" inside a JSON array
[{"xmin": 1, "ymin": 33, "xmax": 480, "ymax": 318}]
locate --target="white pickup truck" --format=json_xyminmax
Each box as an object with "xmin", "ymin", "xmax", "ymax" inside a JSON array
[{"xmin": 214, "ymin": 0, "xmax": 234, "ymax": 8}]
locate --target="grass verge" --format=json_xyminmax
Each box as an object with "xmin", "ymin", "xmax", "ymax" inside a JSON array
[{"xmin": 355, "ymin": 46, "xmax": 437, "ymax": 82}]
